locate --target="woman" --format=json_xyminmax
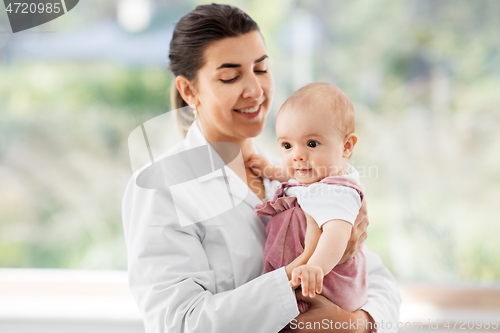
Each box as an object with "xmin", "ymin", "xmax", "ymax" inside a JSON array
[{"xmin": 122, "ymin": 4, "xmax": 400, "ymax": 333}]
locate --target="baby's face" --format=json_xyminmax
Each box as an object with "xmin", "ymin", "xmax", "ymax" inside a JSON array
[{"xmin": 276, "ymin": 105, "xmax": 347, "ymax": 184}]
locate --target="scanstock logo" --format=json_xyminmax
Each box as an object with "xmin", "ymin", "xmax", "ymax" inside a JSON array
[{"xmin": 3, "ymin": 0, "xmax": 79, "ymax": 33}]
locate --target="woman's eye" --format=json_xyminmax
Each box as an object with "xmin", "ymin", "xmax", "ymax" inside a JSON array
[
  {"xmin": 308, "ymin": 140, "xmax": 319, "ymax": 148},
  {"xmin": 255, "ymin": 69, "xmax": 267, "ymax": 74},
  {"xmin": 283, "ymin": 142, "xmax": 292, "ymax": 149},
  {"xmin": 221, "ymin": 77, "xmax": 238, "ymax": 83}
]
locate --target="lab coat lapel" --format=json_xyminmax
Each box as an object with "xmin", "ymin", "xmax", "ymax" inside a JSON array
[
  {"xmin": 183, "ymin": 120, "xmax": 263, "ymax": 210},
  {"xmin": 183, "ymin": 121, "xmax": 268, "ymax": 286}
]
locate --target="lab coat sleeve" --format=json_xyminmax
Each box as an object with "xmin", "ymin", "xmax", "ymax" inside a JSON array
[
  {"xmin": 360, "ymin": 247, "xmax": 401, "ymax": 333},
  {"xmin": 122, "ymin": 177, "xmax": 299, "ymax": 333}
]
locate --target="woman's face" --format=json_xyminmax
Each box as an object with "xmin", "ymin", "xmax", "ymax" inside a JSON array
[{"xmin": 192, "ymin": 31, "xmax": 274, "ymax": 142}]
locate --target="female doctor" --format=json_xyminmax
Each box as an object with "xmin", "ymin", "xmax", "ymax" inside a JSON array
[{"xmin": 122, "ymin": 4, "xmax": 400, "ymax": 333}]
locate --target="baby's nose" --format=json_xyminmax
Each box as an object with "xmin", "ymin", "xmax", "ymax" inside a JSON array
[{"xmin": 292, "ymin": 152, "xmax": 306, "ymax": 162}]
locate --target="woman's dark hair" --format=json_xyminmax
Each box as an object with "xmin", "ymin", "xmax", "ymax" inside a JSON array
[{"xmin": 169, "ymin": 3, "xmax": 260, "ymax": 137}]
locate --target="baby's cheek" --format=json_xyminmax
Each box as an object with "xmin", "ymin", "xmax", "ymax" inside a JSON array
[{"xmin": 313, "ymin": 166, "xmax": 328, "ymax": 179}]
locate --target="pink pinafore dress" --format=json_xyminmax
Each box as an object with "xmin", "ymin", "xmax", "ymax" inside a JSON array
[{"xmin": 255, "ymin": 176, "xmax": 367, "ymax": 313}]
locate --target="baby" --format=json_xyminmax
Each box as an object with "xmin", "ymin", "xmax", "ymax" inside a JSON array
[{"xmin": 250, "ymin": 83, "xmax": 367, "ymax": 313}]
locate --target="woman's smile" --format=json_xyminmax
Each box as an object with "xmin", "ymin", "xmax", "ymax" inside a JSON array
[{"xmin": 234, "ymin": 104, "xmax": 262, "ymax": 118}]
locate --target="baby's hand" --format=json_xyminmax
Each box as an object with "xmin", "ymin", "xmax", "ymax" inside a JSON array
[
  {"xmin": 289, "ymin": 264, "xmax": 324, "ymax": 298},
  {"xmin": 245, "ymin": 154, "xmax": 272, "ymax": 178}
]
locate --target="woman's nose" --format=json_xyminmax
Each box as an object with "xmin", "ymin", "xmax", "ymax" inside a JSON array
[{"xmin": 241, "ymin": 73, "xmax": 263, "ymax": 100}]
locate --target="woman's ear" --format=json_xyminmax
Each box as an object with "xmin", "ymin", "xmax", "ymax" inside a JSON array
[
  {"xmin": 343, "ymin": 133, "xmax": 358, "ymax": 158},
  {"xmin": 175, "ymin": 76, "xmax": 199, "ymax": 109}
]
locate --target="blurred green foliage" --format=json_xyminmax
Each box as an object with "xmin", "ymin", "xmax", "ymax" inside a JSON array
[
  {"xmin": 1, "ymin": 0, "xmax": 500, "ymax": 283},
  {"xmin": 0, "ymin": 63, "xmax": 170, "ymax": 269},
  {"xmin": 0, "ymin": 63, "xmax": 170, "ymax": 117}
]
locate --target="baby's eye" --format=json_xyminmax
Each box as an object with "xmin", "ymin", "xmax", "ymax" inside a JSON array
[
  {"xmin": 307, "ymin": 140, "xmax": 319, "ymax": 148},
  {"xmin": 282, "ymin": 142, "xmax": 292, "ymax": 149}
]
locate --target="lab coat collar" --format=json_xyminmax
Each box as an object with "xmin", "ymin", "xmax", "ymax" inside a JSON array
[
  {"xmin": 184, "ymin": 119, "xmax": 210, "ymax": 150},
  {"xmin": 184, "ymin": 119, "xmax": 267, "ymax": 157},
  {"xmin": 183, "ymin": 119, "xmax": 263, "ymax": 207}
]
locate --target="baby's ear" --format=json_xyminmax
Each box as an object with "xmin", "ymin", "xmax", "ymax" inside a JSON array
[{"xmin": 343, "ymin": 133, "xmax": 358, "ymax": 158}]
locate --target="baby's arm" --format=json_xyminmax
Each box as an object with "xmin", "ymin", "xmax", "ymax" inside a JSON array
[
  {"xmin": 308, "ymin": 219, "xmax": 352, "ymax": 274},
  {"xmin": 245, "ymin": 154, "xmax": 290, "ymax": 182},
  {"xmin": 285, "ymin": 213, "xmax": 322, "ymax": 280},
  {"xmin": 289, "ymin": 216, "xmax": 352, "ymax": 298}
]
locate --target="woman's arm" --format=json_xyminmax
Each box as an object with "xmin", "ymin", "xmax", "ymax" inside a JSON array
[
  {"xmin": 359, "ymin": 248, "xmax": 401, "ymax": 333},
  {"xmin": 122, "ymin": 177, "xmax": 299, "ymax": 333},
  {"xmin": 282, "ymin": 291, "xmax": 375, "ymax": 333}
]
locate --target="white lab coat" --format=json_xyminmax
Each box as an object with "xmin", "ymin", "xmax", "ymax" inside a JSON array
[{"xmin": 122, "ymin": 119, "xmax": 401, "ymax": 333}]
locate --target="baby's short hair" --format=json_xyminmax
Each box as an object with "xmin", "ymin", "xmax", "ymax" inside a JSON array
[{"xmin": 279, "ymin": 82, "xmax": 355, "ymax": 136}]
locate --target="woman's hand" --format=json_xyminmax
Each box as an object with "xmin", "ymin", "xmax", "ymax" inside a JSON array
[
  {"xmin": 245, "ymin": 154, "xmax": 273, "ymax": 178},
  {"xmin": 338, "ymin": 199, "xmax": 369, "ymax": 265},
  {"xmin": 245, "ymin": 154, "xmax": 291, "ymax": 182},
  {"xmin": 280, "ymin": 290, "xmax": 375, "ymax": 333}
]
